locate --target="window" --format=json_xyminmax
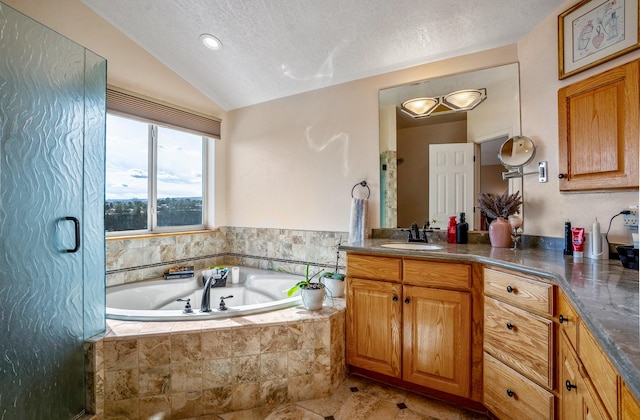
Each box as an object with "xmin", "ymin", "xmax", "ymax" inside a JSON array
[{"xmin": 105, "ymin": 113, "xmax": 209, "ymax": 234}]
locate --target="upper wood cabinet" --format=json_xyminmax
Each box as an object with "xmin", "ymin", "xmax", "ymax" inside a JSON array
[{"xmin": 558, "ymin": 59, "xmax": 639, "ymax": 191}]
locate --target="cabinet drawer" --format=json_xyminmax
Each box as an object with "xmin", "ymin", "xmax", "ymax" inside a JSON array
[
  {"xmin": 578, "ymin": 322, "xmax": 618, "ymax": 419},
  {"xmin": 484, "ymin": 297, "xmax": 553, "ymax": 389},
  {"xmin": 403, "ymin": 259, "xmax": 470, "ymax": 290},
  {"xmin": 347, "ymin": 254, "xmax": 402, "ymax": 282},
  {"xmin": 484, "ymin": 353, "xmax": 554, "ymax": 420},
  {"xmin": 484, "ymin": 267, "xmax": 553, "ymax": 316},
  {"xmin": 558, "ymin": 291, "xmax": 579, "ymax": 350}
]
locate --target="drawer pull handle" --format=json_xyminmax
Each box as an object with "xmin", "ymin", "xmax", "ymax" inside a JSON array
[
  {"xmin": 506, "ymin": 322, "xmax": 515, "ymax": 330},
  {"xmin": 565, "ymin": 380, "xmax": 577, "ymax": 392},
  {"xmin": 559, "ymin": 314, "xmax": 567, "ymax": 324},
  {"xmin": 506, "ymin": 285, "xmax": 514, "ymax": 293},
  {"xmin": 506, "ymin": 389, "xmax": 515, "ymax": 398},
  {"xmin": 404, "ymin": 298, "xmax": 410, "ymax": 304},
  {"xmin": 392, "ymin": 296, "xmax": 398, "ymax": 302}
]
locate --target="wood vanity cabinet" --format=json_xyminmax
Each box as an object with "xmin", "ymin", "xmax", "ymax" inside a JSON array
[
  {"xmin": 346, "ymin": 253, "xmax": 473, "ymax": 399},
  {"xmin": 482, "ymin": 267, "xmax": 555, "ymax": 419},
  {"xmin": 557, "ymin": 59, "xmax": 639, "ymax": 191}
]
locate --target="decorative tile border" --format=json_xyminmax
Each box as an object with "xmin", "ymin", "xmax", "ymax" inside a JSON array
[{"xmin": 106, "ymin": 227, "xmax": 348, "ymax": 287}]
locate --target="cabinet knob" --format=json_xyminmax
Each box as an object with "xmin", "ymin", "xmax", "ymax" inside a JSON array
[
  {"xmin": 506, "ymin": 389, "xmax": 515, "ymax": 398},
  {"xmin": 558, "ymin": 173, "xmax": 566, "ymax": 179},
  {"xmin": 506, "ymin": 322, "xmax": 515, "ymax": 330},
  {"xmin": 566, "ymin": 380, "xmax": 577, "ymax": 392},
  {"xmin": 506, "ymin": 285, "xmax": 514, "ymax": 293},
  {"xmin": 559, "ymin": 314, "xmax": 567, "ymax": 324},
  {"xmin": 392, "ymin": 296, "xmax": 398, "ymax": 302},
  {"xmin": 404, "ymin": 298, "xmax": 410, "ymax": 304}
]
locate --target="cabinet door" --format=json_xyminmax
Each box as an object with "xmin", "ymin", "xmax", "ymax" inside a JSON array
[
  {"xmin": 578, "ymin": 322, "xmax": 618, "ymax": 419},
  {"xmin": 558, "ymin": 59, "xmax": 639, "ymax": 191},
  {"xmin": 346, "ymin": 277, "xmax": 402, "ymax": 377},
  {"xmin": 560, "ymin": 334, "xmax": 611, "ymax": 420},
  {"xmin": 560, "ymin": 333, "xmax": 586, "ymax": 420},
  {"xmin": 403, "ymin": 286, "xmax": 471, "ymax": 397}
]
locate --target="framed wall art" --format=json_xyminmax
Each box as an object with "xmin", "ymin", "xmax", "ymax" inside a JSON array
[{"xmin": 558, "ymin": 0, "xmax": 639, "ymax": 79}]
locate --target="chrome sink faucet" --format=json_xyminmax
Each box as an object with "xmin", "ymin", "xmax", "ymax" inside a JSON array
[{"xmin": 201, "ymin": 276, "xmax": 214, "ymax": 312}]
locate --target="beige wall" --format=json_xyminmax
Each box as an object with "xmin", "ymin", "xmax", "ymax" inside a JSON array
[{"xmin": 518, "ymin": 0, "xmax": 639, "ymax": 241}]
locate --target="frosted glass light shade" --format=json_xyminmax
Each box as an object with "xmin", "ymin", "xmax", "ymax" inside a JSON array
[
  {"xmin": 442, "ymin": 88, "xmax": 487, "ymax": 110},
  {"xmin": 401, "ymin": 97, "xmax": 439, "ymax": 117}
]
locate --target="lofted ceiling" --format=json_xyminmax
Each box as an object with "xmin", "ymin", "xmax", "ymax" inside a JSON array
[{"xmin": 81, "ymin": 0, "xmax": 562, "ymax": 111}]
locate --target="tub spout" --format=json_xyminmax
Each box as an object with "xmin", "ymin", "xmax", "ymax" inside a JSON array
[{"xmin": 201, "ymin": 276, "xmax": 213, "ymax": 312}]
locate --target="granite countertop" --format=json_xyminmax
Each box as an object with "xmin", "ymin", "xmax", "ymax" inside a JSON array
[{"xmin": 339, "ymin": 239, "xmax": 640, "ymax": 401}]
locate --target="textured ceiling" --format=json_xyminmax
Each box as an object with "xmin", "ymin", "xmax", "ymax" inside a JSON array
[{"xmin": 81, "ymin": 0, "xmax": 562, "ymax": 111}]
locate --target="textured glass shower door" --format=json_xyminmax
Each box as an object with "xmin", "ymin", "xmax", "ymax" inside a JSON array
[{"xmin": 0, "ymin": 4, "xmax": 106, "ymax": 419}]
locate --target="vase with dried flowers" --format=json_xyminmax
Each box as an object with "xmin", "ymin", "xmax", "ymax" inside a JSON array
[{"xmin": 477, "ymin": 190, "xmax": 523, "ymax": 248}]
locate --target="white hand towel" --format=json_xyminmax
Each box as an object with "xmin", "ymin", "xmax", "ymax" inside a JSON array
[{"xmin": 349, "ymin": 197, "xmax": 369, "ymax": 243}]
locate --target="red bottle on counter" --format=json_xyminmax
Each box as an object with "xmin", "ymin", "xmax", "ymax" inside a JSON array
[{"xmin": 447, "ymin": 216, "xmax": 457, "ymax": 243}]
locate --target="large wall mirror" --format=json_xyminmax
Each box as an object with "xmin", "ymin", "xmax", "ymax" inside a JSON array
[{"xmin": 379, "ymin": 63, "xmax": 521, "ymax": 231}]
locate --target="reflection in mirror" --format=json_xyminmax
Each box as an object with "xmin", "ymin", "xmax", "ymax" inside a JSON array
[
  {"xmin": 498, "ymin": 135, "xmax": 536, "ymax": 168},
  {"xmin": 379, "ymin": 63, "xmax": 521, "ymax": 231}
]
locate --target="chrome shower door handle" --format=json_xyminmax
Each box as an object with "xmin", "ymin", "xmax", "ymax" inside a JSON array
[{"xmin": 64, "ymin": 216, "xmax": 80, "ymax": 253}]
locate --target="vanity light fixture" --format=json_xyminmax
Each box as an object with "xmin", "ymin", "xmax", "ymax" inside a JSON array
[
  {"xmin": 200, "ymin": 33, "xmax": 222, "ymax": 50},
  {"xmin": 400, "ymin": 88, "xmax": 487, "ymax": 118},
  {"xmin": 401, "ymin": 97, "xmax": 440, "ymax": 118},
  {"xmin": 442, "ymin": 88, "xmax": 487, "ymax": 110}
]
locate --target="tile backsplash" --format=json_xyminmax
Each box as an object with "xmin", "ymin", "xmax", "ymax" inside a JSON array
[{"xmin": 106, "ymin": 227, "xmax": 348, "ymax": 287}]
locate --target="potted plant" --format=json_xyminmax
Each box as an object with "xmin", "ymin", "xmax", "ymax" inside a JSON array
[
  {"xmin": 477, "ymin": 189, "xmax": 523, "ymax": 248},
  {"xmin": 320, "ymin": 242, "xmax": 346, "ymax": 297},
  {"xmin": 287, "ymin": 264, "xmax": 325, "ymax": 310}
]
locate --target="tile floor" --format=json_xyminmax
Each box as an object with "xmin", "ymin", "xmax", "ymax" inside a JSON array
[{"xmin": 215, "ymin": 374, "xmax": 491, "ymax": 420}]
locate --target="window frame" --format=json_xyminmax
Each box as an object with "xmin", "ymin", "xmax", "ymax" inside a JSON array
[{"xmin": 105, "ymin": 111, "xmax": 210, "ymax": 237}]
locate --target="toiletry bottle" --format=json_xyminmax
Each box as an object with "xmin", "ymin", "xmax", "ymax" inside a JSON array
[
  {"xmin": 456, "ymin": 212, "xmax": 468, "ymax": 244},
  {"xmin": 591, "ymin": 217, "xmax": 601, "ymax": 257},
  {"xmin": 563, "ymin": 220, "xmax": 572, "ymax": 255},
  {"xmin": 447, "ymin": 216, "xmax": 457, "ymax": 243}
]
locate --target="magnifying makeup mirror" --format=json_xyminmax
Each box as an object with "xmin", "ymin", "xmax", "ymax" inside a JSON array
[
  {"xmin": 498, "ymin": 135, "xmax": 538, "ymax": 179},
  {"xmin": 498, "ymin": 135, "xmax": 536, "ymax": 168}
]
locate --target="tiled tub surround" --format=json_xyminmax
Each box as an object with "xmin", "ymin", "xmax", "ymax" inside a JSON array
[
  {"xmin": 106, "ymin": 227, "xmax": 347, "ymax": 287},
  {"xmin": 86, "ymin": 302, "xmax": 346, "ymax": 419}
]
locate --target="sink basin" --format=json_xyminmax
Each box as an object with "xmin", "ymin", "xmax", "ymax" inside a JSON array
[{"xmin": 380, "ymin": 243, "xmax": 445, "ymax": 251}]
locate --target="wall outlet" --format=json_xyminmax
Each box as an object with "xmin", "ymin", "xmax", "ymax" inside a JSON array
[{"xmin": 623, "ymin": 206, "xmax": 638, "ymax": 227}]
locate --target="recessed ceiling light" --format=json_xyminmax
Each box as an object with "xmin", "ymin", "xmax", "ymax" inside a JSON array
[{"xmin": 200, "ymin": 34, "xmax": 222, "ymax": 50}]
